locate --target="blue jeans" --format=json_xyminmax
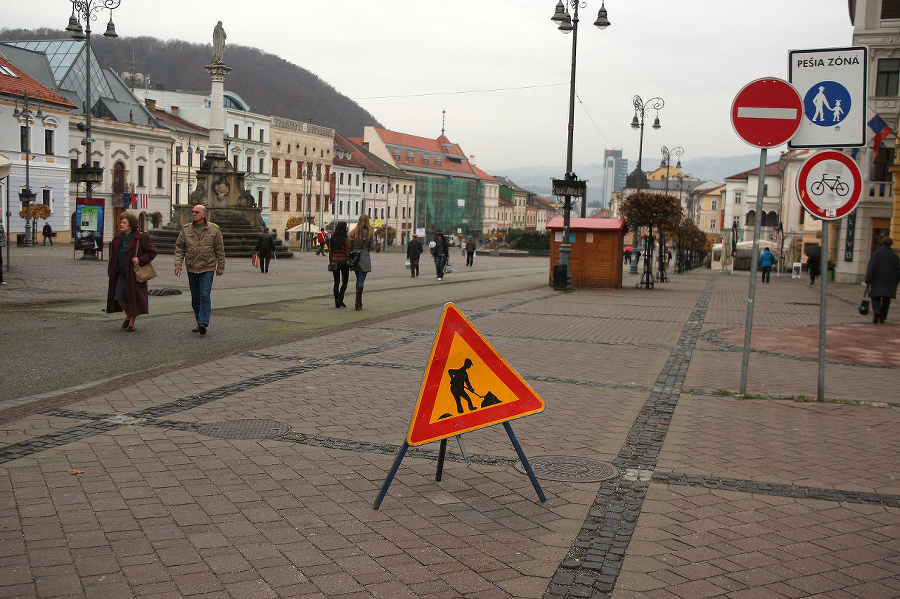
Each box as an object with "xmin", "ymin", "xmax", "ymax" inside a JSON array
[
  {"xmin": 355, "ymin": 270, "xmax": 368, "ymax": 288},
  {"xmin": 435, "ymin": 255, "xmax": 447, "ymax": 277},
  {"xmin": 187, "ymin": 270, "xmax": 214, "ymax": 325}
]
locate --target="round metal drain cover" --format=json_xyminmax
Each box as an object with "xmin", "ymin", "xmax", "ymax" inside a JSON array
[
  {"xmin": 198, "ymin": 419, "xmax": 291, "ymax": 440},
  {"xmin": 515, "ymin": 455, "xmax": 619, "ymax": 483}
]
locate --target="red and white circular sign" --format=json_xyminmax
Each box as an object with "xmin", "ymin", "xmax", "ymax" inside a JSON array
[
  {"xmin": 796, "ymin": 150, "xmax": 862, "ymax": 220},
  {"xmin": 731, "ymin": 78, "xmax": 803, "ymax": 148}
]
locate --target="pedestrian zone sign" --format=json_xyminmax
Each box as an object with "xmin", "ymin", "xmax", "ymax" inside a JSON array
[
  {"xmin": 789, "ymin": 47, "xmax": 867, "ymax": 148},
  {"xmin": 407, "ymin": 303, "xmax": 545, "ymax": 446}
]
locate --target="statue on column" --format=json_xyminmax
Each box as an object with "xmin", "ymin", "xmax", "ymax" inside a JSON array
[{"xmin": 211, "ymin": 21, "xmax": 226, "ymax": 64}]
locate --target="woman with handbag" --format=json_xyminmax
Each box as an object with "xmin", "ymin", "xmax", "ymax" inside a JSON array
[
  {"xmin": 328, "ymin": 221, "xmax": 350, "ymax": 308},
  {"xmin": 106, "ymin": 211, "xmax": 157, "ymax": 331},
  {"xmin": 349, "ymin": 214, "xmax": 375, "ymax": 310}
]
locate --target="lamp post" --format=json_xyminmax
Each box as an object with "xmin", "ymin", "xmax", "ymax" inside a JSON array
[
  {"xmin": 67, "ymin": 0, "xmax": 120, "ymax": 258},
  {"xmin": 657, "ymin": 145, "xmax": 682, "ymax": 282},
  {"xmin": 629, "ymin": 95, "xmax": 663, "ymax": 281},
  {"xmin": 660, "ymin": 145, "xmax": 683, "ymax": 195},
  {"xmin": 550, "ymin": 0, "xmax": 610, "ymax": 289},
  {"xmin": 13, "ymin": 90, "xmax": 45, "ymax": 247}
]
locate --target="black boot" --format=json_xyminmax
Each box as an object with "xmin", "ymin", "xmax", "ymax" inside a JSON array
[{"xmin": 355, "ymin": 287, "xmax": 363, "ymax": 311}]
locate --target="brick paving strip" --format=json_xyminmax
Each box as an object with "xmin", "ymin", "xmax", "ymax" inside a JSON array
[{"xmin": 2, "ymin": 277, "xmax": 899, "ymax": 598}]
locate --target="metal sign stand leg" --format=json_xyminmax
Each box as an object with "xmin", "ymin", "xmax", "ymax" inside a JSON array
[
  {"xmin": 503, "ymin": 422, "xmax": 546, "ymax": 502},
  {"xmin": 373, "ymin": 441, "xmax": 409, "ymax": 510},
  {"xmin": 435, "ymin": 438, "xmax": 448, "ymax": 482}
]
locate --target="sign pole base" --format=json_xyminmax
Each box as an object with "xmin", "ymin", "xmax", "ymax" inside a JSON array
[
  {"xmin": 373, "ymin": 441, "xmax": 409, "ymax": 510},
  {"xmin": 503, "ymin": 422, "xmax": 546, "ymax": 502}
]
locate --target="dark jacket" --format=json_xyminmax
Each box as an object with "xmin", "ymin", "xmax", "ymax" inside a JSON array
[
  {"xmin": 433, "ymin": 238, "xmax": 450, "ymax": 258},
  {"xmin": 407, "ymin": 239, "xmax": 423, "ymax": 259},
  {"xmin": 106, "ymin": 230, "xmax": 157, "ymax": 316},
  {"xmin": 866, "ymin": 246, "xmax": 900, "ymax": 299},
  {"xmin": 255, "ymin": 232, "xmax": 276, "ymax": 257}
]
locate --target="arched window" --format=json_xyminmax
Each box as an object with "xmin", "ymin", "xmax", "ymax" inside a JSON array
[
  {"xmin": 745, "ymin": 210, "xmax": 756, "ymax": 226},
  {"xmin": 113, "ymin": 161, "xmax": 126, "ymax": 194}
]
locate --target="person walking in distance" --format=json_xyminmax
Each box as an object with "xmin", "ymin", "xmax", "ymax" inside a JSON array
[
  {"xmin": 349, "ymin": 214, "xmax": 375, "ymax": 310},
  {"xmin": 465, "ymin": 236, "xmax": 476, "ymax": 267},
  {"xmin": 406, "ymin": 233, "xmax": 423, "ymax": 278},
  {"xmin": 759, "ymin": 247, "xmax": 775, "ymax": 283},
  {"xmin": 328, "ymin": 221, "xmax": 350, "ymax": 308},
  {"xmin": 42, "ymin": 222, "xmax": 53, "ymax": 246},
  {"xmin": 255, "ymin": 227, "xmax": 276, "ymax": 273},
  {"xmin": 433, "ymin": 233, "xmax": 450, "ymax": 280},
  {"xmin": 106, "ymin": 212, "xmax": 157, "ymax": 331},
  {"xmin": 175, "ymin": 204, "xmax": 225, "ymax": 335},
  {"xmin": 315, "ymin": 228, "xmax": 328, "ymax": 256},
  {"xmin": 866, "ymin": 236, "xmax": 900, "ymax": 324}
]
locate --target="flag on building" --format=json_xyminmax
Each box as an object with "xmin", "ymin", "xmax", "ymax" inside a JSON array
[
  {"xmin": 122, "ymin": 192, "xmax": 132, "ymax": 209},
  {"xmin": 868, "ymin": 113, "xmax": 892, "ymax": 156},
  {"xmin": 134, "ymin": 194, "xmax": 149, "ymax": 209}
]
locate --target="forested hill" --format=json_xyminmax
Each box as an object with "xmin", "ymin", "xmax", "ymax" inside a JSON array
[{"xmin": 1, "ymin": 28, "xmax": 383, "ymax": 137}]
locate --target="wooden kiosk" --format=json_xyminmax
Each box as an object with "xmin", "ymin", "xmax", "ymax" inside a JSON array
[{"xmin": 546, "ymin": 217, "xmax": 627, "ymax": 289}]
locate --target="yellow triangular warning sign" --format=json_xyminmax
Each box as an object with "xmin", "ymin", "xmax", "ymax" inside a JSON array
[{"xmin": 407, "ymin": 303, "xmax": 545, "ymax": 446}]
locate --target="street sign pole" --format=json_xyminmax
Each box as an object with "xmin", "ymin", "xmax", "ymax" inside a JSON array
[
  {"xmin": 818, "ymin": 222, "xmax": 828, "ymax": 402},
  {"xmin": 731, "ymin": 78, "xmax": 803, "ymax": 396},
  {"xmin": 739, "ymin": 147, "xmax": 767, "ymax": 396}
]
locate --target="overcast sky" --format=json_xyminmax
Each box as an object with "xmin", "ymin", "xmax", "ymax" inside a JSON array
[{"xmin": 6, "ymin": 1, "xmax": 855, "ymax": 173}]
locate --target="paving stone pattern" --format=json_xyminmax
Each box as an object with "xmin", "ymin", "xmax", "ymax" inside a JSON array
[{"xmin": 1, "ymin": 271, "xmax": 899, "ymax": 598}]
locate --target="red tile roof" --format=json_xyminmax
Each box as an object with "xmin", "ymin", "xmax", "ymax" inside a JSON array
[
  {"xmin": 0, "ymin": 53, "xmax": 75, "ymax": 108},
  {"xmin": 470, "ymin": 164, "xmax": 498, "ymax": 182},
  {"xmin": 369, "ymin": 127, "xmax": 478, "ymax": 178},
  {"xmin": 150, "ymin": 108, "xmax": 208, "ymax": 135}
]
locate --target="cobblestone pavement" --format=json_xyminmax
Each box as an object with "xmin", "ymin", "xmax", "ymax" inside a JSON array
[{"xmin": 1, "ymin": 246, "xmax": 899, "ymax": 598}]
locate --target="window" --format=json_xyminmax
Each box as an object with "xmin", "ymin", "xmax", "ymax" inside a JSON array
[
  {"xmin": 246, "ymin": 157, "xmax": 251, "ymax": 173},
  {"xmin": 44, "ymin": 129, "xmax": 54, "ymax": 155},
  {"xmin": 259, "ymin": 129, "xmax": 264, "ymax": 143},
  {"xmin": 316, "ymin": 164, "xmax": 321, "ymax": 177},
  {"xmin": 175, "ymin": 183, "xmax": 181, "ymax": 204},
  {"xmin": 42, "ymin": 189, "xmax": 50, "ymax": 206},
  {"xmin": 138, "ymin": 165, "xmax": 145, "ymax": 187},
  {"xmin": 883, "ymin": 0, "xmax": 900, "ymax": 18},
  {"xmin": 259, "ymin": 158, "xmax": 264, "ymax": 173},
  {"xmin": 340, "ymin": 173, "xmax": 344, "ymax": 185},
  {"xmin": 272, "ymin": 159, "xmax": 279, "ymax": 177},
  {"xmin": 877, "ymin": 59, "xmax": 900, "ymax": 96},
  {"xmin": 734, "ymin": 191, "xmax": 742, "ymax": 204},
  {"xmin": 271, "ymin": 193, "xmax": 279, "ymax": 211},
  {"xmin": 19, "ymin": 126, "xmax": 28, "ymax": 152},
  {"xmin": 711, "ymin": 200, "xmax": 718, "ymax": 211},
  {"xmin": 368, "ymin": 183, "xmax": 373, "ymax": 193},
  {"xmin": 232, "ymin": 156, "xmax": 238, "ymax": 171},
  {"xmin": 315, "ymin": 195, "xmax": 320, "ymax": 211},
  {"xmin": 355, "ymin": 174, "xmax": 360, "ymax": 186},
  {"xmin": 381, "ymin": 208, "xmax": 385, "ymax": 219},
  {"xmin": 70, "ymin": 158, "xmax": 78, "ymax": 181},
  {"xmin": 247, "ymin": 126, "xmax": 252, "ymax": 140},
  {"xmin": 285, "ymin": 161, "xmax": 291, "ymax": 178},
  {"xmin": 387, "ymin": 207, "xmax": 391, "ymax": 219},
  {"xmin": 234, "ymin": 124, "xmax": 239, "ymax": 138},
  {"xmin": 157, "ymin": 167, "xmax": 164, "ymax": 188},
  {"xmin": 285, "ymin": 193, "xmax": 291, "ymax": 211},
  {"xmin": 175, "ymin": 150, "xmax": 181, "ymax": 166},
  {"xmin": 113, "ymin": 161, "xmax": 126, "ymax": 194}
]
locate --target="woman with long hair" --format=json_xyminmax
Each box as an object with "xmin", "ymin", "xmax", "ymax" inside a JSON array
[
  {"xmin": 328, "ymin": 221, "xmax": 350, "ymax": 308},
  {"xmin": 348, "ymin": 214, "xmax": 375, "ymax": 310},
  {"xmin": 106, "ymin": 211, "xmax": 157, "ymax": 331}
]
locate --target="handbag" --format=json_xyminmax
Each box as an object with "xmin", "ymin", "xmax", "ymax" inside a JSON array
[
  {"xmin": 859, "ymin": 286, "xmax": 870, "ymax": 316},
  {"xmin": 327, "ymin": 260, "xmax": 337, "ymax": 272},
  {"xmin": 251, "ymin": 253, "xmax": 259, "ymax": 267},
  {"xmin": 443, "ymin": 262, "xmax": 453, "ymax": 274},
  {"xmin": 346, "ymin": 250, "xmax": 361, "ymax": 269},
  {"xmin": 133, "ymin": 237, "xmax": 157, "ymax": 283}
]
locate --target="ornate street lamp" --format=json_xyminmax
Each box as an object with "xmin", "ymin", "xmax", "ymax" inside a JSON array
[
  {"xmin": 628, "ymin": 95, "xmax": 663, "ymax": 281},
  {"xmin": 176, "ymin": 133, "xmax": 200, "ymax": 202},
  {"xmin": 67, "ymin": 0, "xmax": 120, "ymax": 257},
  {"xmin": 660, "ymin": 145, "xmax": 683, "ymax": 195},
  {"xmin": 550, "ymin": 0, "xmax": 610, "ymax": 289},
  {"xmin": 13, "ymin": 91, "xmax": 45, "ymax": 247}
]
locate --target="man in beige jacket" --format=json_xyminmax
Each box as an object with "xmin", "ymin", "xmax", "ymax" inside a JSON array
[{"xmin": 175, "ymin": 204, "xmax": 225, "ymax": 335}]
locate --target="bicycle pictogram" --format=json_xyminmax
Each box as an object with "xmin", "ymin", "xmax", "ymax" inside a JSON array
[{"xmin": 810, "ymin": 174, "xmax": 849, "ymax": 197}]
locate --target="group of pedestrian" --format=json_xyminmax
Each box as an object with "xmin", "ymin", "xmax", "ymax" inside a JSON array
[{"xmin": 328, "ymin": 214, "xmax": 374, "ymax": 310}]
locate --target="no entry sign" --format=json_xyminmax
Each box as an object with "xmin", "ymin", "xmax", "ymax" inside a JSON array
[
  {"xmin": 731, "ymin": 78, "xmax": 803, "ymax": 148},
  {"xmin": 796, "ymin": 150, "xmax": 862, "ymax": 220}
]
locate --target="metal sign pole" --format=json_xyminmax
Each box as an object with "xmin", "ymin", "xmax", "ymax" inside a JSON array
[
  {"xmin": 739, "ymin": 148, "xmax": 767, "ymax": 395},
  {"xmin": 817, "ymin": 222, "xmax": 829, "ymax": 402}
]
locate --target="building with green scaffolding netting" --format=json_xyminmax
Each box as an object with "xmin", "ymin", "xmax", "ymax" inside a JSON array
[{"xmin": 362, "ymin": 126, "xmax": 484, "ymax": 244}]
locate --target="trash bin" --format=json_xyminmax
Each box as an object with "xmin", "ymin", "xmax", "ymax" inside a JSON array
[{"xmin": 553, "ymin": 263, "xmax": 567, "ymax": 289}]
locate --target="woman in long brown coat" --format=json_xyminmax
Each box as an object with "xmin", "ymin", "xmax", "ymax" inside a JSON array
[{"xmin": 106, "ymin": 211, "xmax": 157, "ymax": 331}]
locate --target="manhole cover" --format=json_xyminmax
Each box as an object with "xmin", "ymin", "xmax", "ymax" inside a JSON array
[
  {"xmin": 197, "ymin": 419, "xmax": 291, "ymax": 439},
  {"xmin": 515, "ymin": 455, "xmax": 619, "ymax": 483}
]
